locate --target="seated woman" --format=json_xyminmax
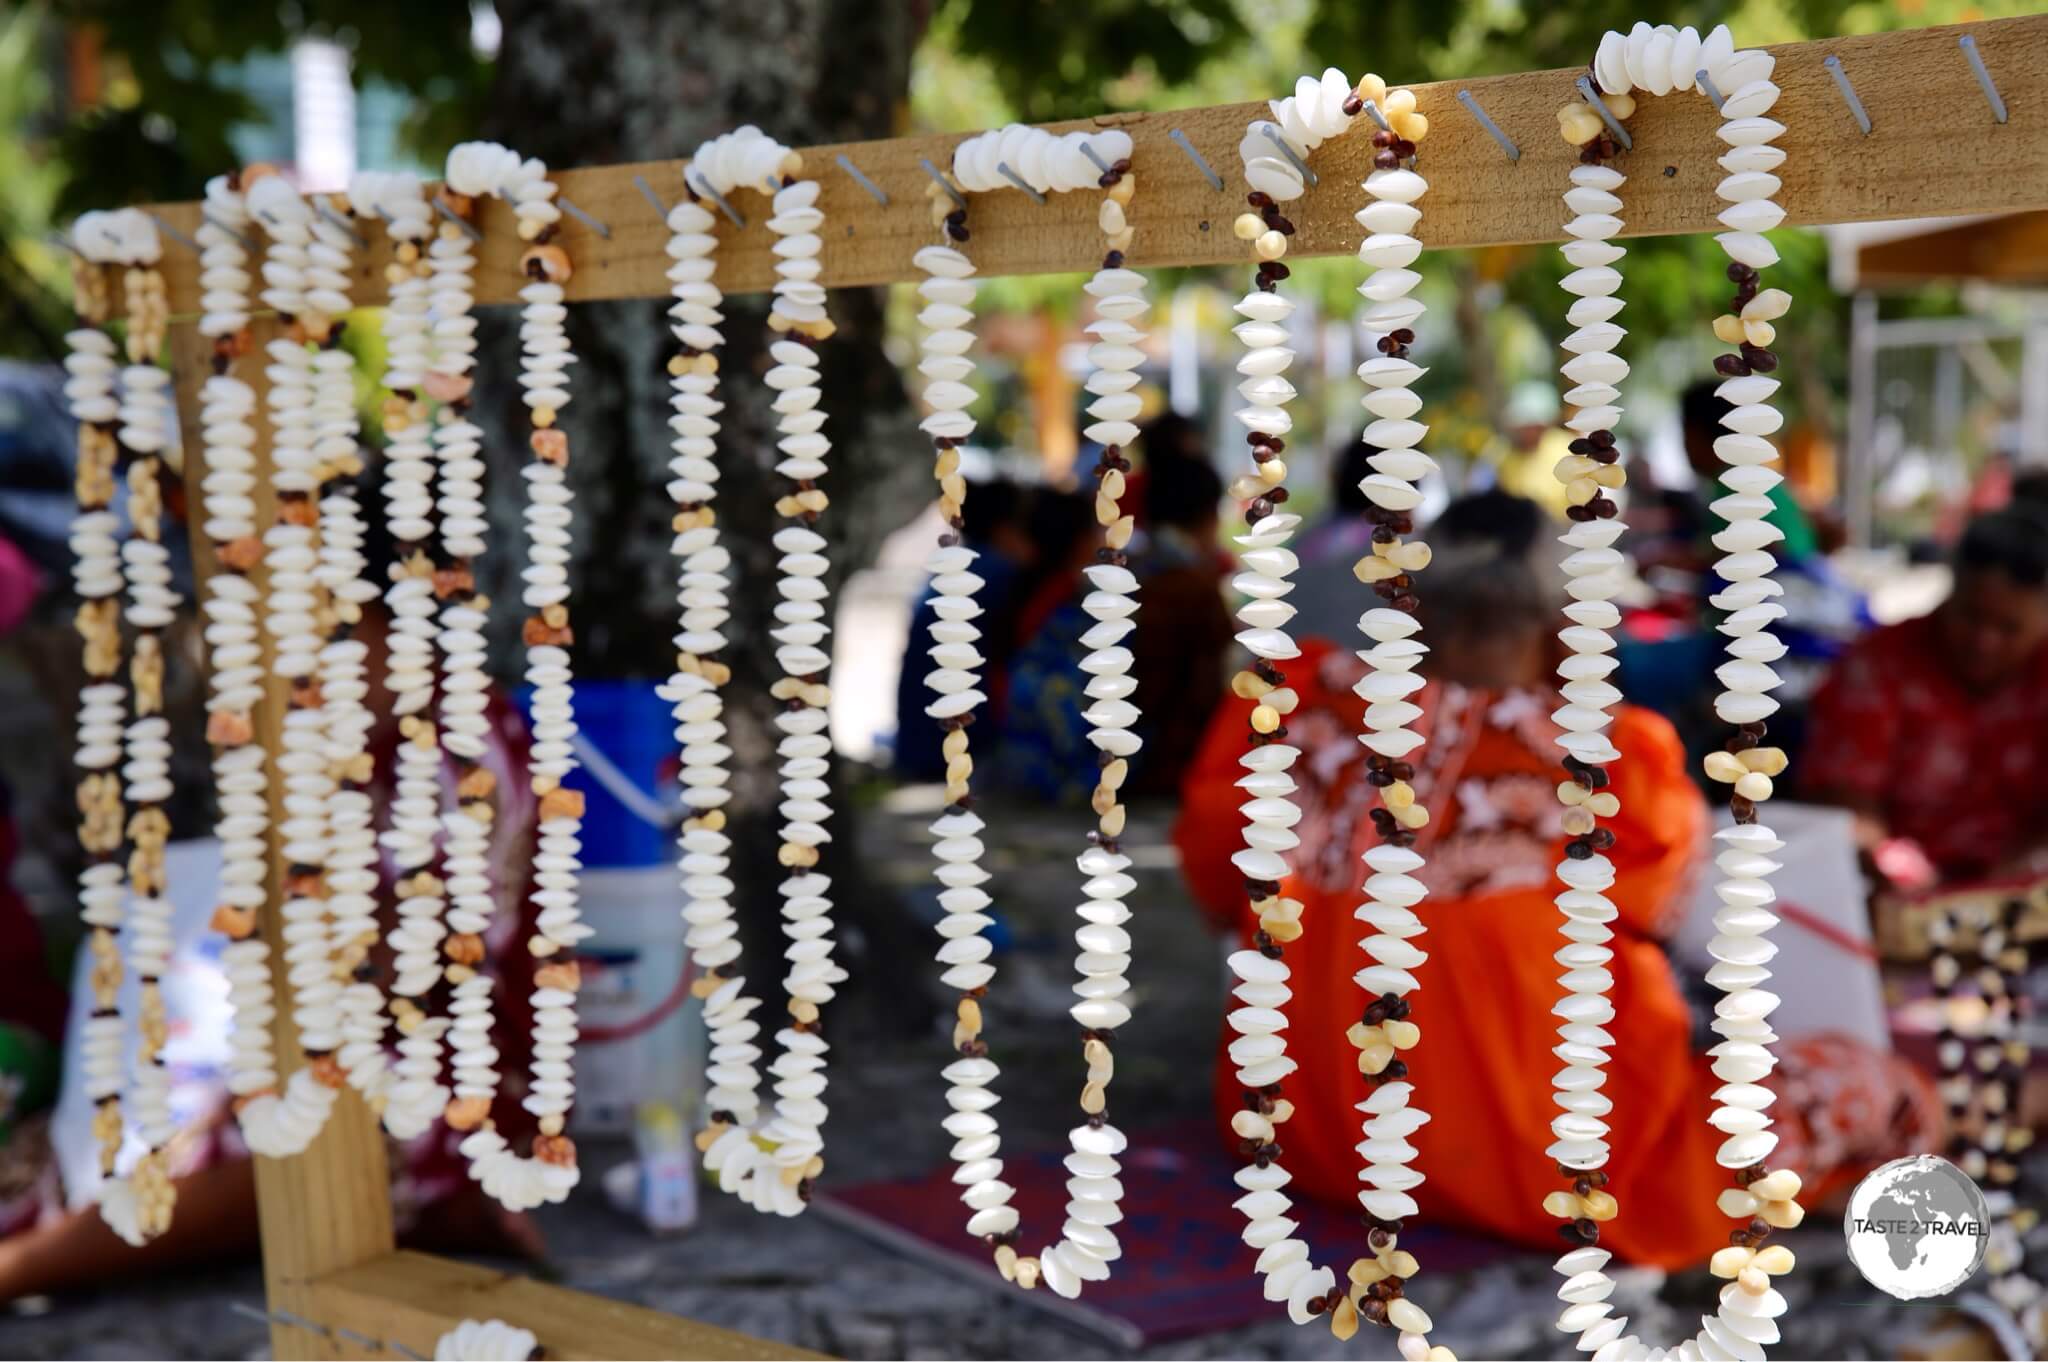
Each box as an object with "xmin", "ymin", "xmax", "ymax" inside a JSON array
[
  {"xmin": 1175, "ymin": 491, "xmax": 1933, "ymax": 1268},
  {"xmin": 1803, "ymin": 505, "xmax": 2048, "ymax": 890}
]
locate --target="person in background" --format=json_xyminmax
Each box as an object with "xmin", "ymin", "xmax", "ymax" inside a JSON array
[
  {"xmin": 1681, "ymin": 378, "xmax": 1819, "ymax": 563},
  {"xmin": 1804, "ymin": 505, "xmax": 2048, "ymax": 889},
  {"xmin": 1125, "ymin": 411, "xmax": 1208, "ymax": 530},
  {"xmin": 1175, "ymin": 491, "xmax": 1936, "ymax": 1268},
  {"xmin": 894, "ymin": 477, "xmax": 1032, "ymax": 782},
  {"xmin": 1127, "ymin": 453, "xmax": 1231, "ymax": 798},
  {"xmin": 1490, "ymin": 381, "xmax": 1574, "ymax": 519},
  {"xmin": 1288, "ymin": 437, "xmax": 1380, "ymax": 647},
  {"xmin": 993, "ymin": 489, "xmax": 1103, "ymax": 804}
]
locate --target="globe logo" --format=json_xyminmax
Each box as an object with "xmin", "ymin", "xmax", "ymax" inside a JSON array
[{"xmin": 1844, "ymin": 1154, "xmax": 1990, "ymax": 1300}]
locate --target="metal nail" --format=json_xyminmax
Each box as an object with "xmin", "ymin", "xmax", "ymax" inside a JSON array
[
  {"xmin": 1259, "ymin": 124, "xmax": 1317, "ymax": 188},
  {"xmin": 1456, "ymin": 88, "xmax": 1520, "ymax": 162},
  {"xmin": 1822, "ymin": 55, "xmax": 1872, "ymax": 136},
  {"xmin": 556, "ymin": 194, "xmax": 611, "ymax": 239},
  {"xmin": 686, "ymin": 171, "xmax": 746, "ymax": 230},
  {"xmin": 1168, "ymin": 128, "xmax": 1223, "ymax": 191},
  {"xmin": 1359, "ymin": 99, "xmax": 1393, "ymax": 134},
  {"xmin": 200, "ymin": 213, "xmax": 258, "ymax": 251},
  {"xmin": 996, "ymin": 161, "xmax": 1046, "ymax": 204},
  {"xmin": 1078, "ymin": 141, "xmax": 1115, "ymax": 176},
  {"xmin": 834, "ymin": 154, "xmax": 889, "ymax": 206},
  {"xmin": 919, "ymin": 157, "xmax": 968, "ymax": 212},
  {"xmin": 1960, "ymin": 34, "xmax": 2008, "ymax": 124},
  {"xmin": 270, "ymin": 1307, "xmax": 333, "ymax": 1338},
  {"xmin": 313, "ymin": 201, "xmax": 369, "ymax": 248},
  {"xmin": 1695, "ymin": 69, "xmax": 1726, "ymax": 113},
  {"xmin": 632, "ymin": 174, "xmax": 668, "ymax": 220},
  {"xmin": 1574, "ymin": 75, "xmax": 1634, "ymax": 151},
  {"xmin": 146, "ymin": 213, "xmax": 201, "ymax": 254},
  {"xmin": 432, "ymin": 197, "xmax": 484, "ymax": 242}
]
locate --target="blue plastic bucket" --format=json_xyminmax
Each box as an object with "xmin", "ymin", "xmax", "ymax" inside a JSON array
[{"xmin": 515, "ymin": 678, "xmax": 675, "ymax": 868}]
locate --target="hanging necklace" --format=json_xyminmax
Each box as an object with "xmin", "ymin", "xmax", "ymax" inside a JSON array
[
  {"xmin": 1544, "ymin": 25, "xmax": 1805, "ymax": 1358},
  {"xmin": 245, "ymin": 172, "xmax": 350, "ymax": 1154},
  {"xmin": 350, "ymin": 168, "xmax": 457, "ymax": 1140},
  {"xmin": 1222, "ymin": 73, "xmax": 1454, "ymax": 1354},
  {"xmin": 923, "ymin": 121, "xmax": 1146, "ymax": 1298},
  {"xmin": 430, "ymin": 141, "xmax": 590, "ymax": 1211},
  {"xmin": 65, "ymin": 209, "xmax": 172, "ymax": 1244},
  {"xmin": 667, "ymin": 127, "xmax": 847, "ymax": 1218},
  {"xmin": 193, "ymin": 172, "xmax": 304, "ymax": 1159}
]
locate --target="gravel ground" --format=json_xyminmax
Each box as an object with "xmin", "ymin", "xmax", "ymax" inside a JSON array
[{"xmin": 3, "ymin": 791, "xmax": 2035, "ymax": 1360}]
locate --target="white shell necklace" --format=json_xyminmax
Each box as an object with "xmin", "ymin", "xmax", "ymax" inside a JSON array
[
  {"xmin": 666, "ymin": 127, "xmax": 846, "ymax": 1218},
  {"xmin": 431, "ymin": 140, "xmax": 591, "ymax": 1211},
  {"xmin": 1544, "ymin": 24, "xmax": 1806, "ymax": 1359},
  {"xmin": 352, "ymin": 168, "xmax": 456, "ymax": 1141},
  {"xmin": 191, "ymin": 174, "xmax": 304, "ymax": 1161},
  {"xmin": 922, "ymin": 122, "xmax": 1145, "ymax": 1299},
  {"xmin": 66, "ymin": 207, "xmax": 177, "ymax": 1244},
  {"xmin": 1225, "ymin": 72, "xmax": 1455, "ymax": 1355}
]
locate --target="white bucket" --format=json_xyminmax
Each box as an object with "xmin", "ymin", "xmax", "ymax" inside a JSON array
[{"xmin": 570, "ymin": 865, "xmax": 700, "ymax": 1137}]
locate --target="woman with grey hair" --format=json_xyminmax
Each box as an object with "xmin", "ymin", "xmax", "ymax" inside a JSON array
[{"xmin": 1175, "ymin": 491, "xmax": 1935, "ymax": 1268}]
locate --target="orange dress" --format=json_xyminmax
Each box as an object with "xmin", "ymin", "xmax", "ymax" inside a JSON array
[{"xmin": 1174, "ymin": 637, "xmax": 1728, "ymax": 1269}]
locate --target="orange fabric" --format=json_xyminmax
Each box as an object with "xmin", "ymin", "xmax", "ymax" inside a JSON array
[{"xmin": 1174, "ymin": 637, "xmax": 1733, "ymax": 1269}]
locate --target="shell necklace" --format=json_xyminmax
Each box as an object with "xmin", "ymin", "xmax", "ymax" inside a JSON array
[
  {"xmin": 429, "ymin": 140, "xmax": 590, "ymax": 1211},
  {"xmin": 666, "ymin": 127, "xmax": 847, "ymax": 1217},
  {"xmin": 921, "ymin": 121, "xmax": 1146, "ymax": 1298},
  {"xmin": 65, "ymin": 207, "xmax": 177, "ymax": 1244},
  {"xmin": 1543, "ymin": 24, "xmax": 1805, "ymax": 1359},
  {"xmin": 1224, "ymin": 72, "xmax": 1455, "ymax": 1355}
]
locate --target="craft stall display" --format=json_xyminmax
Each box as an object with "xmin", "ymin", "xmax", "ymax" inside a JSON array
[{"xmin": 62, "ymin": 12, "xmax": 2048, "ymax": 1359}]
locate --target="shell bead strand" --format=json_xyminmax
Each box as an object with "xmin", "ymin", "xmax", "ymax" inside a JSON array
[
  {"xmin": 1225, "ymin": 72, "xmax": 1453, "ymax": 1354},
  {"xmin": 64, "ymin": 211, "xmax": 149, "ymax": 1243},
  {"xmin": 760, "ymin": 167, "xmax": 847, "ymax": 1201},
  {"xmin": 191, "ymin": 174, "xmax": 300, "ymax": 1159},
  {"xmin": 97, "ymin": 210, "xmax": 182, "ymax": 1245},
  {"xmin": 434, "ymin": 140, "xmax": 590, "ymax": 1211},
  {"xmin": 665, "ymin": 127, "xmax": 843, "ymax": 1219},
  {"xmin": 247, "ymin": 172, "xmax": 348, "ymax": 1156},
  {"xmin": 924, "ymin": 122, "xmax": 1154, "ymax": 1298},
  {"xmin": 355, "ymin": 169, "xmax": 456, "ymax": 1140},
  {"xmin": 302, "ymin": 190, "xmax": 391, "ymax": 1117},
  {"xmin": 1342, "ymin": 75, "xmax": 1447, "ymax": 1356},
  {"xmin": 1547, "ymin": 26, "xmax": 1806, "ymax": 1361}
]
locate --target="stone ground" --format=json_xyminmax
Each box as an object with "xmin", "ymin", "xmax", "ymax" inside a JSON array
[{"xmin": 4, "ymin": 791, "xmax": 2035, "ymax": 1360}]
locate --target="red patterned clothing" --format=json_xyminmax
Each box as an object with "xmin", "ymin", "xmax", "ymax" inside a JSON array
[{"xmin": 1804, "ymin": 614, "xmax": 2048, "ymax": 882}]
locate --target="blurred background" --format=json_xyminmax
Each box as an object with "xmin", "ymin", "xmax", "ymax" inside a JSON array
[{"xmin": 1, "ymin": 2, "xmax": 2046, "ymax": 1359}]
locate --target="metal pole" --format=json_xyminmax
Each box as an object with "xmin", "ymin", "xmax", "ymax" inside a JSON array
[{"xmin": 1845, "ymin": 291, "xmax": 1879, "ymax": 548}]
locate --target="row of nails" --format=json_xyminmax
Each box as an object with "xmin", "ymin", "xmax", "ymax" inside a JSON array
[{"xmin": 67, "ymin": 32, "xmax": 2012, "ymax": 259}]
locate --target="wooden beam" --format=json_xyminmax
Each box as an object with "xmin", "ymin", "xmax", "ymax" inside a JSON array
[
  {"xmin": 306, "ymin": 1250, "xmax": 830, "ymax": 1361},
  {"xmin": 172, "ymin": 320, "xmax": 398, "ymax": 1361},
  {"xmin": 140, "ymin": 15, "xmax": 2048, "ymax": 307}
]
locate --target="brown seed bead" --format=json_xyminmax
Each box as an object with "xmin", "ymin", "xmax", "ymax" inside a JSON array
[
  {"xmin": 535, "ymin": 1133, "xmax": 578, "ymax": 1166},
  {"xmin": 540, "ymin": 787, "xmax": 586, "ymax": 822},
  {"xmin": 444, "ymin": 1095, "xmax": 490, "ymax": 1130},
  {"xmin": 310, "ymin": 1054, "xmax": 348, "ymax": 1089},
  {"xmin": 445, "ymin": 933, "xmax": 485, "ymax": 965},
  {"xmin": 531, "ymin": 428, "xmax": 569, "ymax": 464}
]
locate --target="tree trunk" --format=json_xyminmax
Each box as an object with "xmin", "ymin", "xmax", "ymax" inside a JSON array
[{"xmin": 476, "ymin": 0, "xmax": 936, "ymax": 1032}]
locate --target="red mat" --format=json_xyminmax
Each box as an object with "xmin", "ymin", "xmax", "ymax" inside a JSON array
[{"xmin": 818, "ymin": 1120, "xmax": 1525, "ymax": 1347}]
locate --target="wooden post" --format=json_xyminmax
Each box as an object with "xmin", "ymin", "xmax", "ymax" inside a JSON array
[{"xmin": 172, "ymin": 320, "xmax": 397, "ymax": 1361}]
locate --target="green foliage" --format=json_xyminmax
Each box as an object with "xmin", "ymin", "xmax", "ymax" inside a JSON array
[{"xmin": 47, "ymin": 0, "xmax": 486, "ymax": 211}]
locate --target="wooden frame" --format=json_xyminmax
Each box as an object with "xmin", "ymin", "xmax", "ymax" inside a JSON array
[{"xmin": 143, "ymin": 13, "xmax": 2046, "ymax": 1359}]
